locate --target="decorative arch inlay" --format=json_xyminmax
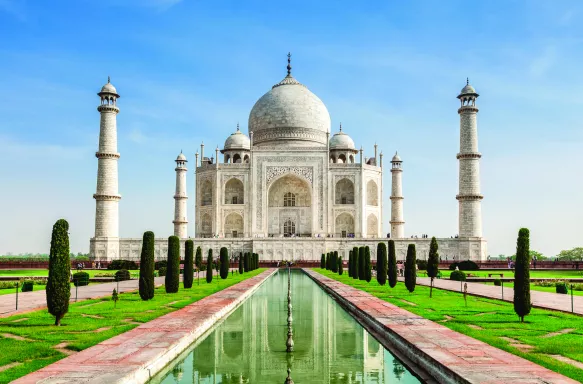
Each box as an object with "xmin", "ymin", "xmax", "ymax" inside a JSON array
[{"xmin": 266, "ymin": 166, "xmax": 313, "ymax": 186}]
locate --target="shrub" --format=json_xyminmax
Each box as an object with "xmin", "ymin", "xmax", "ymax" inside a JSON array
[
  {"xmin": 220, "ymin": 247, "xmax": 229, "ymax": 279},
  {"xmin": 321, "ymin": 254, "xmax": 325, "ymax": 269},
  {"xmin": 427, "ymin": 237, "xmax": 439, "ymax": 298},
  {"xmin": 417, "ymin": 260, "xmax": 428, "ymax": 270},
  {"xmin": 352, "ymin": 247, "xmax": 359, "ymax": 280},
  {"xmin": 155, "ymin": 260, "xmax": 167, "ymax": 270},
  {"xmin": 108, "ymin": 260, "xmax": 138, "ymax": 270},
  {"xmin": 358, "ymin": 247, "xmax": 365, "ymax": 280},
  {"xmin": 556, "ymin": 282, "xmax": 568, "ymax": 294},
  {"xmin": 338, "ymin": 257, "xmax": 343, "ymax": 275},
  {"xmin": 238, "ymin": 253, "xmax": 244, "ymax": 274},
  {"xmin": 494, "ymin": 278, "xmax": 502, "ymax": 286},
  {"xmin": 244, "ymin": 252, "xmax": 249, "ymax": 272},
  {"xmin": 388, "ymin": 240, "xmax": 397, "ymax": 288},
  {"xmin": 21, "ymin": 281, "xmax": 34, "ymax": 292},
  {"xmin": 158, "ymin": 267, "xmax": 167, "ymax": 277},
  {"xmin": 195, "ymin": 247, "xmax": 203, "ymax": 271},
  {"xmin": 332, "ymin": 251, "xmax": 339, "ymax": 273},
  {"xmin": 72, "ymin": 272, "xmax": 90, "ymax": 287},
  {"xmin": 206, "ymin": 249, "xmax": 213, "ymax": 283},
  {"xmin": 165, "ymin": 236, "xmax": 180, "ymax": 293},
  {"xmin": 184, "ymin": 239, "xmax": 194, "ymax": 289},
  {"xmin": 404, "ymin": 244, "xmax": 416, "ymax": 292},
  {"xmin": 450, "ymin": 270, "xmax": 466, "ymax": 281},
  {"xmin": 115, "ymin": 269, "xmax": 131, "ymax": 281},
  {"xmin": 139, "ymin": 231, "xmax": 155, "ymax": 300},
  {"xmin": 348, "ymin": 250, "xmax": 353, "ymax": 277},
  {"xmin": 377, "ymin": 243, "xmax": 387, "ymax": 286},
  {"xmin": 514, "ymin": 228, "xmax": 531, "ymax": 322},
  {"xmin": 46, "ymin": 219, "xmax": 71, "ymax": 326},
  {"xmin": 364, "ymin": 246, "xmax": 372, "ymax": 282}
]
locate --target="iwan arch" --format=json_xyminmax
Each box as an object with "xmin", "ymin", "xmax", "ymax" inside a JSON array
[{"xmin": 90, "ymin": 56, "xmax": 487, "ymax": 262}]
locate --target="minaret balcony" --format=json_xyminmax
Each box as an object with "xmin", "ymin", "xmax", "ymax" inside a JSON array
[
  {"xmin": 456, "ymin": 152, "xmax": 481, "ymax": 160},
  {"xmin": 456, "ymin": 194, "xmax": 484, "ymax": 201},
  {"xmin": 93, "ymin": 193, "xmax": 121, "ymax": 201},
  {"xmin": 95, "ymin": 152, "xmax": 120, "ymax": 159},
  {"xmin": 97, "ymin": 104, "xmax": 120, "ymax": 113},
  {"xmin": 457, "ymin": 106, "xmax": 479, "ymax": 114}
]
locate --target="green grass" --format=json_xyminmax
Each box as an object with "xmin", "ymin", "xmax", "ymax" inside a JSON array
[
  {"xmin": 480, "ymin": 281, "xmax": 583, "ymax": 296},
  {"xmin": 0, "ymin": 269, "xmax": 140, "ymax": 278},
  {"xmin": 436, "ymin": 269, "xmax": 583, "ymax": 279},
  {"xmin": 0, "ymin": 283, "xmax": 99, "ymax": 296},
  {"xmin": 316, "ymin": 269, "xmax": 583, "ymax": 383},
  {"xmin": 0, "ymin": 269, "xmax": 265, "ymax": 383}
]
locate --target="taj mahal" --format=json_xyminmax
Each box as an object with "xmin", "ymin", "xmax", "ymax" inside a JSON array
[{"xmin": 90, "ymin": 54, "xmax": 487, "ymax": 262}]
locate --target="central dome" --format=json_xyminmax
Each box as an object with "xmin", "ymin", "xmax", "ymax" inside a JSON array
[{"xmin": 248, "ymin": 72, "xmax": 331, "ymax": 147}]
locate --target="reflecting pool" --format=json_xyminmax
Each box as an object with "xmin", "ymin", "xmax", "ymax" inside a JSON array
[{"xmin": 151, "ymin": 270, "xmax": 420, "ymax": 383}]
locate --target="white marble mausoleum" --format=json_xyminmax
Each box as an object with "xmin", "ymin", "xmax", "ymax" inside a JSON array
[{"xmin": 90, "ymin": 55, "xmax": 487, "ymax": 262}]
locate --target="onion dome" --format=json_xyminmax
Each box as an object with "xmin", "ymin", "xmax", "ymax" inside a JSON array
[
  {"xmin": 329, "ymin": 124, "xmax": 355, "ymax": 150},
  {"xmin": 391, "ymin": 151, "xmax": 401, "ymax": 162},
  {"xmin": 248, "ymin": 53, "xmax": 331, "ymax": 147},
  {"xmin": 98, "ymin": 76, "xmax": 120, "ymax": 97},
  {"xmin": 224, "ymin": 124, "xmax": 251, "ymax": 150}
]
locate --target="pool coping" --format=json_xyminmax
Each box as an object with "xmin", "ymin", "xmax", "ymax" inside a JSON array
[
  {"xmin": 304, "ymin": 268, "xmax": 578, "ymax": 384},
  {"xmin": 12, "ymin": 269, "xmax": 277, "ymax": 384}
]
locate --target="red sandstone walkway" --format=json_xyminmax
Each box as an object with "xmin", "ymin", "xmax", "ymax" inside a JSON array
[
  {"xmin": 412, "ymin": 277, "xmax": 583, "ymax": 315},
  {"xmin": 0, "ymin": 277, "xmax": 166, "ymax": 318},
  {"xmin": 13, "ymin": 269, "xmax": 275, "ymax": 384},
  {"xmin": 305, "ymin": 269, "xmax": 578, "ymax": 384}
]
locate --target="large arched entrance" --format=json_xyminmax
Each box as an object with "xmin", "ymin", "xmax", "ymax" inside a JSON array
[{"xmin": 267, "ymin": 174, "xmax": 312, "ymax": 237}]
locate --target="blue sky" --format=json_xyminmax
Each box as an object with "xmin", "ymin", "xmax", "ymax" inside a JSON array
[{"xmin": 0, "ymin": 0, "xmax": 581, "ymax": 257}]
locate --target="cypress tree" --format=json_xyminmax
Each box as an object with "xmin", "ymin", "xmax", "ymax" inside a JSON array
[
  {"xmin": 321, "ymin": 254, "xmax": 325, "ymax": 269},
  {"xmin": 376, "ymin": 242, "xmax": 388, "ymax": 286},
  {"xmin": 220, "ymin": 247, "xmax": 229, "ymax": 279},
  {"xmin": 195, "ymin": 246, "xmax": 203, "ymax": 272},
  {"xmin": 427, "ymin": 237, "xmax": 439, "ymax": 298},
  {"xmin": 139, "ymin": 231, "xmax": 155, "ymax": 299},
  {"xmin": 165, "ymin": 236, "xmax": 180, "ymax": 293},
  {"xmin": 338, "ymin": 257, "xmax": 343, "ymax": 275},
  {"xmin": 46, "ymin": 219, "xmax": 71, "ymax": 326},
  {"xmin": 325, "ymin": 252, "xmax": 330, "ymax": 270},
  {"xmin": 244, "ymin": 252, "xmax": 249, "ymax": 272},
  {"xmin": 238, "ymin": 253, "xmax": 244, "ymax": 274},
  {"xmin": 206, "ymin": 249, "xmax": 213, "ymax": 283},
  {"xmin": 358, "ymin": 247, "xmax": 365, "ymax": 280},
  {"xmin": 514, "ymin": 228, "xmax": 532, "ymax": 322},
  {"xmin": 388, "ymin": 240, "xmax": 397, "ymax": 288},
  {"xmin": 404, "ymin": 244, "xmax": 416, "ymax": 293},
  {"xmin": 353, "ymin": 247, "xmax": 360, "ymax": 280},
  {"xmin": 348, "ymin": 250, "xmax": 353, "ymax": 277},
  {"xmin": 332, "ymin": 251, "xmax": 339, "ymax": 273},
  {"xmin": 183, "ymin": 239, "xmax": 194, "ymax": 289},
  {"xmin": 364, "ymin": 246, "xmax": 372, "ymax": 282}
]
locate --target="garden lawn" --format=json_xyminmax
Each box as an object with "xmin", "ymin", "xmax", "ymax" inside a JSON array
[
  {"xmin": 0, "ymin": 269, "xmax": 140, "ymax": 278},
  {"xmin": 0, "ymin": 268, "xmax": 265, "ymax": 384},
  {"xmin": 316, "ymin": 269, "xmax": 583, "ymax": 383},
  {"xmin": 480, "ymin": 281, "xmax": 583, "ymax": 297},
  {"xmin": 0, "ymin": 283, "xmax": 98, "ymax": 296},
  {"xmin": 437, "ymin": 269, "xmax": 583, "ymax": 279}
]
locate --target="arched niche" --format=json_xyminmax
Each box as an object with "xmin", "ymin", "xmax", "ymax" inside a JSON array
[
  {"xmin": 367, "ymin": 214, "xmax": 378, "ymax": 237},
  {"xmin": 224, "ymin": 178, "xmax": 244, "ymax": 204},
  {"xmin": 224, "ymin": 212, "xmax": 243, "ymax": 238},
  {"xmin": 335, "ymin": 178, "xmax": 354, "ymax": 204},
  {"xmin": 366, "ymin": 180, "xmax": 378, "ymax": 206},
  {"xmin": 201, "ymin": 180, "xmax": 213, "ymax": 206},
  {"xmin": 335, "ymin": 212, "xmax": 354, "ymax": 238},
  {"xmin": 267, "ymin": 174, "xmax": 312, "ymax": 236},
  {"xmin": 200, "ymin": 213, "xmax": 212, "ymax": 237}
]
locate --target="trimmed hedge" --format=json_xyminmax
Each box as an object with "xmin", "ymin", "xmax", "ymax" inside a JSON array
[
  {"xmin": 449, "ymin": 260, "xmax": 479, "ymax": 271},
  {"xmin": 139, "ymin": 231, "xmax": 155, "ymax": 300},
  {"xmin": 165, "ymin": 236, "xmax": 180, "ymax": 293},
  {"xmin": 388, "ymin": 240, "xmax": 397, "ymax": 288},
  {"xmin": 514, "ymin": 228, "xmax": 531, "ymax": 322},
  {"xmin": 46, "ymin": 219, "xmax": 71, "ymax": 326},
  {"xmin": 450, "ymin": 270, "xmax": 466, "ymax": 281},
  {"xmin": 494, "ymin": 278, "xmax": 502, "ymax": 286},
  {"xmin": 115, "ymin": 269, "xmax": 131, "ymax": 281},
  {"xmin": 220, "ymin": 247, "xmax": 229, "ymax": 279},
  {"xmin": 206, "ymin": 249, "xmax": 213, "ymax": 283},
  {"xmin": 158, "ymin": 267, "xmax": 167, "ymax": 277},
  {"xmin": 21, "ymin": 281, "xmax": 34, "ymax": 292},
  {"xmin": 376, "ymin": 242, "xmax": 387, "ymax": 286},
  {"xmin": 184, "ymin": 239, "xmax": 194, "ymax": 289},
  {"xmin": 364, "ymin": 246, "xmax": 372, "ymax": 282},
  {"xmin": 358, "ymin": 247, "xmax": 365, "ymax": 280},
  {"xmin": 404, "ymin": 244, "xmax": 416, "ymax": 292},
  {"xmin": 108, "ymin": 260, "xmax": 138, "ymax": 270},
  {"xmin": 321, "ymin": 254, "xmax": 325, "ymax": 269},
  {"xmin": 556, "ymin": 282, "xmax": 568, "ymax": 294},
  {"xmin": 154, "ymin": 260, "xmax": 167, "ymax": 270},
  {"xmin": 338, "ymin": 257, "xmax": 343, "ymax": 275},
  {"xmin": 73, "ymin": 272, "xmax": 90, "ymax": 287}
]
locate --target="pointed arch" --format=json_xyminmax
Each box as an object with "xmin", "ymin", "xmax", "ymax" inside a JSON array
[{"xmin": 366, "ymin": 180, "xmax": 378, "ymax": 206}]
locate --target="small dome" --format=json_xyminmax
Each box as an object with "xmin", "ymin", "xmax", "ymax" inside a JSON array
[
  {"xmin": 176, "ymin": 152, "xmax": 187, "ymax": 161},
  {"xmin": 224, "ymin": 126, "xmax": 250, "ymax": 150},
  {"xmin": 391, "ymin": 152, "xmax": 401, "ymax": 162},
  {"xmin": 98, "ymin": 77, "xmax": 119, "ymax": 97},
  {"xmin": 329, "ymin": 126, "xmax": 355, "ymax": 150},
  {"xmin": 458, "ymin": 78, "xmax": 478, "ymax": 98}
]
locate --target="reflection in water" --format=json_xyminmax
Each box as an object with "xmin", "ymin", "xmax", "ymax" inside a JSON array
[{"xmin": 151, "ymin": 270, "xmax": 420, "ymax": 383}]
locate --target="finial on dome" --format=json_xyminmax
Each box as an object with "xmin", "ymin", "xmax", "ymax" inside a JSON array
[
  {"xmin": 108, "ymin": 76, "xmax": 111, "ymax": 84},
  {"xmin": 466, "ymin": 77, "xmax": 469, "ymax": 85},
  {"xmin": 287, "ymin": 52, "xmax": 292, "ymax": 76},
  {"xmin": 236, "ymin": 122, "xmax": 240, "ymax": 132},
  {"xmin": 339, "ymin": 122, "xmax": 342, "ymax": 132}
]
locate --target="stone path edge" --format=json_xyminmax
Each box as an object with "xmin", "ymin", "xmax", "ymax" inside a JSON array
[
  {"xmin": 13, "ymin": 269, "xmax": 277, "ymax": 384},
  {"xmin": 303, "ymin": 269, "xmax": 578, "ymax": 384}
]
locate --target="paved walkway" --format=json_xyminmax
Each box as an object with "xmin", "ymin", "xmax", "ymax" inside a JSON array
[
  {"xmin": 306, "ymin": 269, "xmax": 577, "ymax": 384},
  {"xmin": 13, "ymin": 269, "xmax": 275, "ymax": 384},
  {"xmin": 0, "ymin": 277, "xmax": 166, "ymax": 318},
  {"xmin": 412, "ymin": 277, "xmax": 583, "ymax": 315}
]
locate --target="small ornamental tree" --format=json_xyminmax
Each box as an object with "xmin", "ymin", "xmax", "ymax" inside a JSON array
[
  {"xmin": 427, "ymin": 237, "xmax": 439, "ymax": 298},
  {"xmin": 514, "ymin": 228, "xmax": 532, "ymax": 322},
  {"xmin": 46, "ymin": 219, "xmax": 71, "ymax": 326},
  {"xmin": 348, "ymin": 250, "xmax": 353, "ymax": 277},
  {"xmin": 238, "ymin": 253, "xmax": 244, "ymax": 274},
  {"xmin": 364, "ymin": 246, "xmax": 372, "ymax": 282},
  {"xmin": 388, "ymin": 240, "xmax": 397, "ymax": 288},
  {"xmin": 112, "ymin": 288, "xmax": 119, "ymax": 308},
  {"xmin": 325, "ymin": 253, "xmax": 330, "ymax": 270},
  {"xmin": 139, "ymin": 231, "xmax": 155, "ymax": 299},
  {"xmin": 220, "ymin": 247, "xmax": 229, "ymax": 279},
  {"xmin": 404, "ymin": 244, "xmax": 417, "ymax": 293},
  {"xmin": 321, "ymin": 254, "xmax": 325, "ymax": 269},
  {"xmin": 184, "ymin": 239, "xmax": 194, "ymax": 289},
  {"xmin": 377, "ymin": 242, "xmax": 387, "ymax": 286},
  {"xmin": 206, "ymin": 249, "xmax": 213, "ymax": 283},
  {"xmin": 332, "ymin": 251, "xmax": 339, "ymax": 273},
  {"xmin": 353, "ymin": 247, "xmax": 360, "ymax": 280},
  {"xmin": 338, "ymin": 257, "xmax": 343, "ymax": 275},
  {"xmin": 358, "ymin": 247, "xmax": 366, "ymax": 280},
  {"xmin": 195, "ymin": 246, "xmax": 203, "ymax": 272},
  {"xmin": 165, "ymin": 236, "xmax": 180, "ymax": 293},
  {"xmin": 244, "ymin": 252, "xmax": 249, "ymax": 272}
]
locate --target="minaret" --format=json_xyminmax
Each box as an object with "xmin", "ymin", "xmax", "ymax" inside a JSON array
[
  {"xmin": 390, "ymin": 152, "xmax": 404, "ymax": 238},
  {"xmin": 92, "ymin": 77, "xmax": 121, "ymax": 260},
  {"xmin": 456, "ymin": 79, "xmax": 483, "ymax": 238},
  {"xmin": 173, "ymin": 151, "xmax": 188, "ymax": 238}
]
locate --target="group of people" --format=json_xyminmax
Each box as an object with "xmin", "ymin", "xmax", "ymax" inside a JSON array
[{"xmin": 410, "ymin": 234, "xmax": 431, "ymax": 239}]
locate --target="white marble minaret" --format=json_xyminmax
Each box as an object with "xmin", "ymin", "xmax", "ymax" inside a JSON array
[
  {"xmin": 91, "ymin": 77, "xmax": 121, "ymax": 260},
  {"xmin": 390, "ymin": 152, "xmax": 404, "ymax": 238},
  {"xmin": 173, "ymin": 151, "xmax": 188, "ymax": 238},
  {"xmin": 456, "ymin": 79, "xmax": 483, "ymax": 238}
]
